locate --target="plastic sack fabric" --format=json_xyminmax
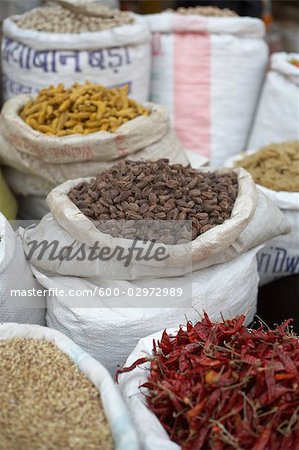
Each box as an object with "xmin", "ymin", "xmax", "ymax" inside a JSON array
[
  {"xmin": 1, "ymin": 13, "xmax": 151, "ymax": 103},
  {"xmin": 118, "ymin": 327, "xmax": 181, "ymax": 450},
  {"xmin": 146, "ymin": 13, "xmax": 268, "ymax": 166},
  {"xmin": 37, "ymin": 245, "xmax": 260, "ymax": 376},
  {"xmin": 0, "ymin": 100, "xmax": 188, "ymax": 186},
  {"xmin": 255, "ymin": 185, "xmax": 299, "ymax": 285},
  {"xmin": 225, "ymin": 152, "xmax": 299, "ymax": 285},
  {"xmin": 0, "ymin": 169, "xmax": 17, "ymax": 220},
  {"xmin": 248, "ymin": 53, "xmax": 299, "ymax": 150},
  {"xmin": 0, "ymin": 322, "xmax": 140, "ymax": 450},
  {"xmin": 0, "ymin": 213, "xmax": 46, "ymax": 325},
  {"xmin": 3, "ymin": 168, "xmax": 55, "ymax": 197},
  {"xmin": 22, "ymin": 168, "xmax": 289, "ymax": 280}
]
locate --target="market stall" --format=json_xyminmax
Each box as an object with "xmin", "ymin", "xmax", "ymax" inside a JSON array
[{"xmin": 0, "ymin": 1, "xmax": 298, "ymax": 449}]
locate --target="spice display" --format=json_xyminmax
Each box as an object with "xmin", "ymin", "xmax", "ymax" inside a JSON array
[
  {"xmin": 289, "ymin": 58, "xmax": 299, "ymax": 68},
  {"xmin": 20, "ymin": 82, "xmax": 149, "ymax": 136},
  {"xmin": 13, "ymin": 3, "xmax": 133, "ymax": 33},
  {"xmin": 0, "ymin": 338, "xmax": 114, "ymax": 450},
  {"xmin": 117, "ymin": 314, "xmax": 299, "ymax": 450},
  {"xmin": 235, "ymin": 141, "xmax": 299, "ymax": 192},
  {"xmin": 68, "ymin": 159, "xmax": 238, "ymax": 241},
  {"xmin": 170, "ymin": 6, "xmax": 237, "ymax": 17}
]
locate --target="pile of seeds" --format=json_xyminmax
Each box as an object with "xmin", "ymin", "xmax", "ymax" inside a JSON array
[
  {"xmin": 68, "ymin": 159, "xmax": 238, "ymax": 242},
  {"xmin": 13, "ymin": 3, "xmax": 133, "ymax": 33},
  {"xmin": 170, "ymin": 6, "xmax": 237, "ymax": 17},
  {"xmin": 235, "ymin": 141, "xmax": 299, "ymax": 192},
  {"xmin": 0, "ymin": 338, "xmax": 114, "ymax": 450},
  {"xmin": 20, "ymin": 82, "xmax": 149, "ymax": 136}
]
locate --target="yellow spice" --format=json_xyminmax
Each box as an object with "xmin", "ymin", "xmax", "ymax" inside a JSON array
[
  {"xmin": 234, "ymin": 141, "xmax": 299, "ymax": 192},
  {"xmin": 20, "ymin": 82, "xmax": 149, "ymax": 136}
]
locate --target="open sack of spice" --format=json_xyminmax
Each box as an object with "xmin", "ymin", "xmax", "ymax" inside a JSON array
[
  {"xmin": 117, "ymin": 313, "xmax": 299, "ymax": 450},
  {"xmin": 145, "ymin": 7, "xmax": 268, "ymax": 166},
  {"xmin": 248, "ymin": 52, "xmax": 299, "ymax": 150},
  {"xmin": 0, "ymin": 213, "xmax": 46, "ymax": 325},
  {"xmin": 227, "ymin": 141, "xmax": 299, "ymax": 286},
  {"xmin": 2, "ymin": 2, "xmax": 150, "ymax": 102},
  {"xmin": 22, "ymin": 160, "xmax": 289, "ymax": 279},
  {"xmin": 0, "ymin": 82, "xmax": 188, "ymax": 219},
  {"xmin": 0, "ymin": 322, "xmax": 139, "ymax": 450},
  {"xmin": 21, "ymin": 159, "xmax": 290, "ymax": 374}
]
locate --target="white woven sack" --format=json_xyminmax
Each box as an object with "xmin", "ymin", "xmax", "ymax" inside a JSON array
[
  {"xmin": 3, "ymin": 168, "xmax": 54, "ymax": 197},
  {"xmin": 0, "ymin": 322, "xmax": 139, "ymax": 450},
  {"xmin": 257, "ymin": 186, "xmax": 299, "ymax": 285},
  {"xmin": 0, "ymin": 98, "xmax": 182, "ymax": 164},
  {"xmin": 146, "ymin": 13, "xmax": 268, "ymax": 166},
  {"xmin": 226, "ymin": 152, "xmax": 299, "ymax": 285},
  {"xmin": 0, "ymin": 213, "xmax": 46, "ymax": 325},
  {"xmin": 118, "ymin": 327, "xmax": 181, "ymax": 450},
  {"xmin": 22, "ymin": 168, "xmax": 289, "ymax": 280},
  {"xmin": 0, "ymin": 101, "xmax": 188, "ymax": 185},
  {"xmin": 38, "ymin": 245, "xmax": 260, "ymax": 376},
  {"xmin": 2, "ymin": 13, "xmax": 151, "ymax": 103},
  {"xmin": 248, "ymin": 53, "xmax": 299, "ymax": 150}
]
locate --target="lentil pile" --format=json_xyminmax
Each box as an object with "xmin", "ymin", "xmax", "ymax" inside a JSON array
[
  {"xmin": 68, "ymin": 159, "xmax": 238, "ymax": 242},
  {"xmin": 13, "ymin": 3, "xmax": 133, "ymax": 33},
  {"xmin": 0, "ymin": 338, "xmax": 114, "ymax": 450},
  {"xmin": 117, "ymin": 314, "xmax": 299, "ymax": 450},
  {"xmin": 235, "ymin": 141, "xmax": 299, "ymax": 192},
  {"xmin": 171, "ymin": 6, "xmax": 237, "ymax": 17},
  {"xmin": 20, "ymin": 82, "xmax": 149, "ymax": 136}
]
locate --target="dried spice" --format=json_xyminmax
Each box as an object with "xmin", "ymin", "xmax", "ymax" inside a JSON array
[
  {"xmin": 68, "ymin": 159, "xmax": 238, "ymax": 242},
  {"xmin": 0, "ymin": 338, "xmax": 114, "ymax": 450},
  {"xmin": 117, "ymin": 314, "xmax": 299, "ymax": 450},
  {"xmin": 20, "ymin": 82, "xmax": 149, "ymax": 136},
  {"xmin": 13, "ymin": 3, "xmax": 133, "ymax": 34},
  {"xmin": 235, "ymin": 141, "xmax": 299, "ymax": 192},
  {"xmin": 169, "ymin": 6, "xmax": 237, "ymax": 17}
]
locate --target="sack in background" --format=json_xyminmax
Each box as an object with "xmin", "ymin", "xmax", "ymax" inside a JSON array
[
  {"xmin": 256, "ymin": 185, "xmax": 299, "ymax": 285},
  {"xmin": 0, "ymin": 322, "xmax": 140, "ymax": 450},
  {"xmin": 146, "ymin": 13, "xmax": 268, "ymax": 166},
  {"xmin": 225, "ymin": 152, "xmax": 299, "ymax": 286},
  {"xmin": 2, "ymin": 13, "xmax": 151, "ymax": 103},
  {"xmin": 0, "ymin": 213, "xmax": 46, "ymax": 325},
  {"xmin": 248, "ymin": 52, "xmax": 299, "ymax": 150}
]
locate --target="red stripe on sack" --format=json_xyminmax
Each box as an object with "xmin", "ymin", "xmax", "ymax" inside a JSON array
[
  {"xmin": 173, "ymin": 17, "xmax": 211, "ymax": 159},
  {"xmin": 115, "ymin": 134, "xmax": 129, "ymax": 157}
]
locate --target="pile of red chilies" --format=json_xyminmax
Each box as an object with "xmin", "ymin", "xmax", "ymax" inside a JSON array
[{"xmin": 117, "ymin": 314, "xmax": 299, "ymax": 450}]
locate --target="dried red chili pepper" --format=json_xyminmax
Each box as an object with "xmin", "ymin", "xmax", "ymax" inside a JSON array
[{"xmin": 117, "ymin": 314, "xmax": 299, "ymax": 449}]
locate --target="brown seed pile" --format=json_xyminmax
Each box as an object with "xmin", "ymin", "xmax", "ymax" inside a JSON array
[
  {"xmin": 235, "ymin": 141, "xmax": 299, "ymax": 192},
  {"xmin": 68, "ymin": 159, "xmax": 238, "ymax": 242},
  {"xmin": 13, "ymin": 3, "xmax": 133, "ymax": 33},
  {"xmin": 20, "ymin": 82, "xmax": 149, "ymax": 136},
  {"xmin": 170, "ymin": 6, "xmax": 237, "ymax": 17},
  {"xmin": 0, "ymin": 338, "xmax": 114, "ymax": 450}
]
